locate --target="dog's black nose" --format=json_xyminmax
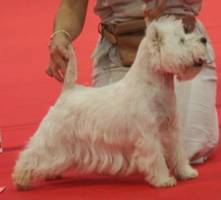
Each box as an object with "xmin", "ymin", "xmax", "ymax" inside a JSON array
[
  {"xmin": 193, "ymin": 58, "xmax": 204, "ymax": 68},
  {"xmin": 200, "ymin": 37, "xmax": 207, "ymax": 45}
]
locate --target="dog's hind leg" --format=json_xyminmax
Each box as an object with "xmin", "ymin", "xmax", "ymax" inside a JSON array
[
  {"xmin": 12, "ymin": 150, "xmax": 34, "ymax": 190},
  {"xmin": 12, "ymin": 116, "xmax": 74, "ymax": 190},
  {"xmin": 12, "ymin": 140, "xmax": 73, "ymax": 190},
  {"xmin": 12, "ymin": 145, "xmax": 43, "ymax": 190},
  {"xmin": 133, "ymin": 135, "xmax": 177, "ymax": 188}
]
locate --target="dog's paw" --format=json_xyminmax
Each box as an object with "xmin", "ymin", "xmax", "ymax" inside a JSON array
[
  {"xmin": 176, "ymin": 165, "xmax": 199, "ymax": 180},
  {"xmin": 12, "ymin": 169, "xmax": 33, "ymax": 190},
  {"xmin": 147, "ymin": 176, "xmax": 177, "ymax": 188}
]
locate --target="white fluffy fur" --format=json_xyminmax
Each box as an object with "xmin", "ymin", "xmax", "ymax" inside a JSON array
[{"xmin": 13, "ymin": 17, "xmax": 209, "ymax": 189}]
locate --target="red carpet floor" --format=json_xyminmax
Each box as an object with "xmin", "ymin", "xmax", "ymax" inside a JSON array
[{"xmin": 0, "ymin": 1, "xmax": 220, "ymax": 199}]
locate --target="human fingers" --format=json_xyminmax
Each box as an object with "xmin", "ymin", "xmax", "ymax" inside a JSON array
[{"xmin": 47, "ymin": 60, "xmax": 64, "ymax": 82}]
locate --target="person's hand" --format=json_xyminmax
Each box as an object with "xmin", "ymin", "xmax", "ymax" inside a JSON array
[
  {"xmin": 47, "ymin": 32, "xmax": 71, "ymax": 82},
  {"xmin": 143, "ymin": 0, "xmax": 167, "ymax": 20},
  {"xmin": 181, "ymin": 15, "xmax": 196, "ymax": 33},
  {"xmin": 173, "ymin": 15, "xmax": 196, "ymax": 33}
]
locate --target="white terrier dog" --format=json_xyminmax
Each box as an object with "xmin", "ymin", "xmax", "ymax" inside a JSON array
[{"xmin": 13, "ymin": 16, "xmax": 208, "ymax": 189}]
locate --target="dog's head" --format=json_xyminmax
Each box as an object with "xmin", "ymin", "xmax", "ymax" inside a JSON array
[{"xmin": 145, "ymin": 16, "xmax": 209, "ymax": 81}]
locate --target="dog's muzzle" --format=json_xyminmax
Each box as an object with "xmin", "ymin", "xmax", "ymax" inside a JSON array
[
  {"xmin": 193, "ymin": 58, "xmax": 205, "ymax": 68},
  {"xmin": 192, "ymin": 37, "xmax": 207, "ymax": 67}
]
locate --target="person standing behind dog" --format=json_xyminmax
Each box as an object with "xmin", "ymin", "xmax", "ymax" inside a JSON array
[{"xmin": 47, "ymin": 0, "xmax": 219, "ymax": 164}]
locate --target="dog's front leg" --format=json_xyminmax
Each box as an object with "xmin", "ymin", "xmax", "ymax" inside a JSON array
[
  {"xmin": 167, "ymin": 119, "xmax": 199, "ymax": 180},
  {"xmin": 133, "ymin": 133, "xmax": 177, "ymax": 188}
]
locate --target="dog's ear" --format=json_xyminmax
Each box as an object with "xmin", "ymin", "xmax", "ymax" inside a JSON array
[{"xmin": 147, "ymin": 24, "xmax": 163, "ymax": 44}]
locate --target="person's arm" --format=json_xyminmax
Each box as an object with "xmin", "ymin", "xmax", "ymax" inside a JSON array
[{"xmin": 47, "ymin": 0, "xmax": 88, "ymax": 82}]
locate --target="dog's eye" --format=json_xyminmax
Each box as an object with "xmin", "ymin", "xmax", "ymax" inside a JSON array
[{"xmin": 180, "ymin": 38, "xmax": 185, "ymax": 44}]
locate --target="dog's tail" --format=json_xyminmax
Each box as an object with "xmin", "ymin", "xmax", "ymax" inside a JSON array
[{"xmin": 63, "ymin": 46, "xmax": 77, "ymax": 90}]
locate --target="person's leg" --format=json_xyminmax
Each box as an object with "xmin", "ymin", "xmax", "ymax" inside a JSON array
[
  {"xmin": 92, "ymin": 65, "xmax": 129, "ymax": 87},
  {"xmin": 175, "ymin": 19, "xmax": 219, "ymax": 163},
  {"xmin": 175, "ymin": 66, "xmax": 219, "ymax": 163}
]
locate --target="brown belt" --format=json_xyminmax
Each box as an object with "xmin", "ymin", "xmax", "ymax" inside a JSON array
[
  {"xmin": 99, "ymin": 14, "xmax": 196, "ymax": 66},
  {"xmin": 99, "ymin": 19, "xmax": 146, "ymax": 66}
]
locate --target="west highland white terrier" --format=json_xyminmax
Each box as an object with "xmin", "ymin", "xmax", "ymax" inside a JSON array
[{"xmin": 13, "ymin": 16, "xmax": 209, "ymax": 189}]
